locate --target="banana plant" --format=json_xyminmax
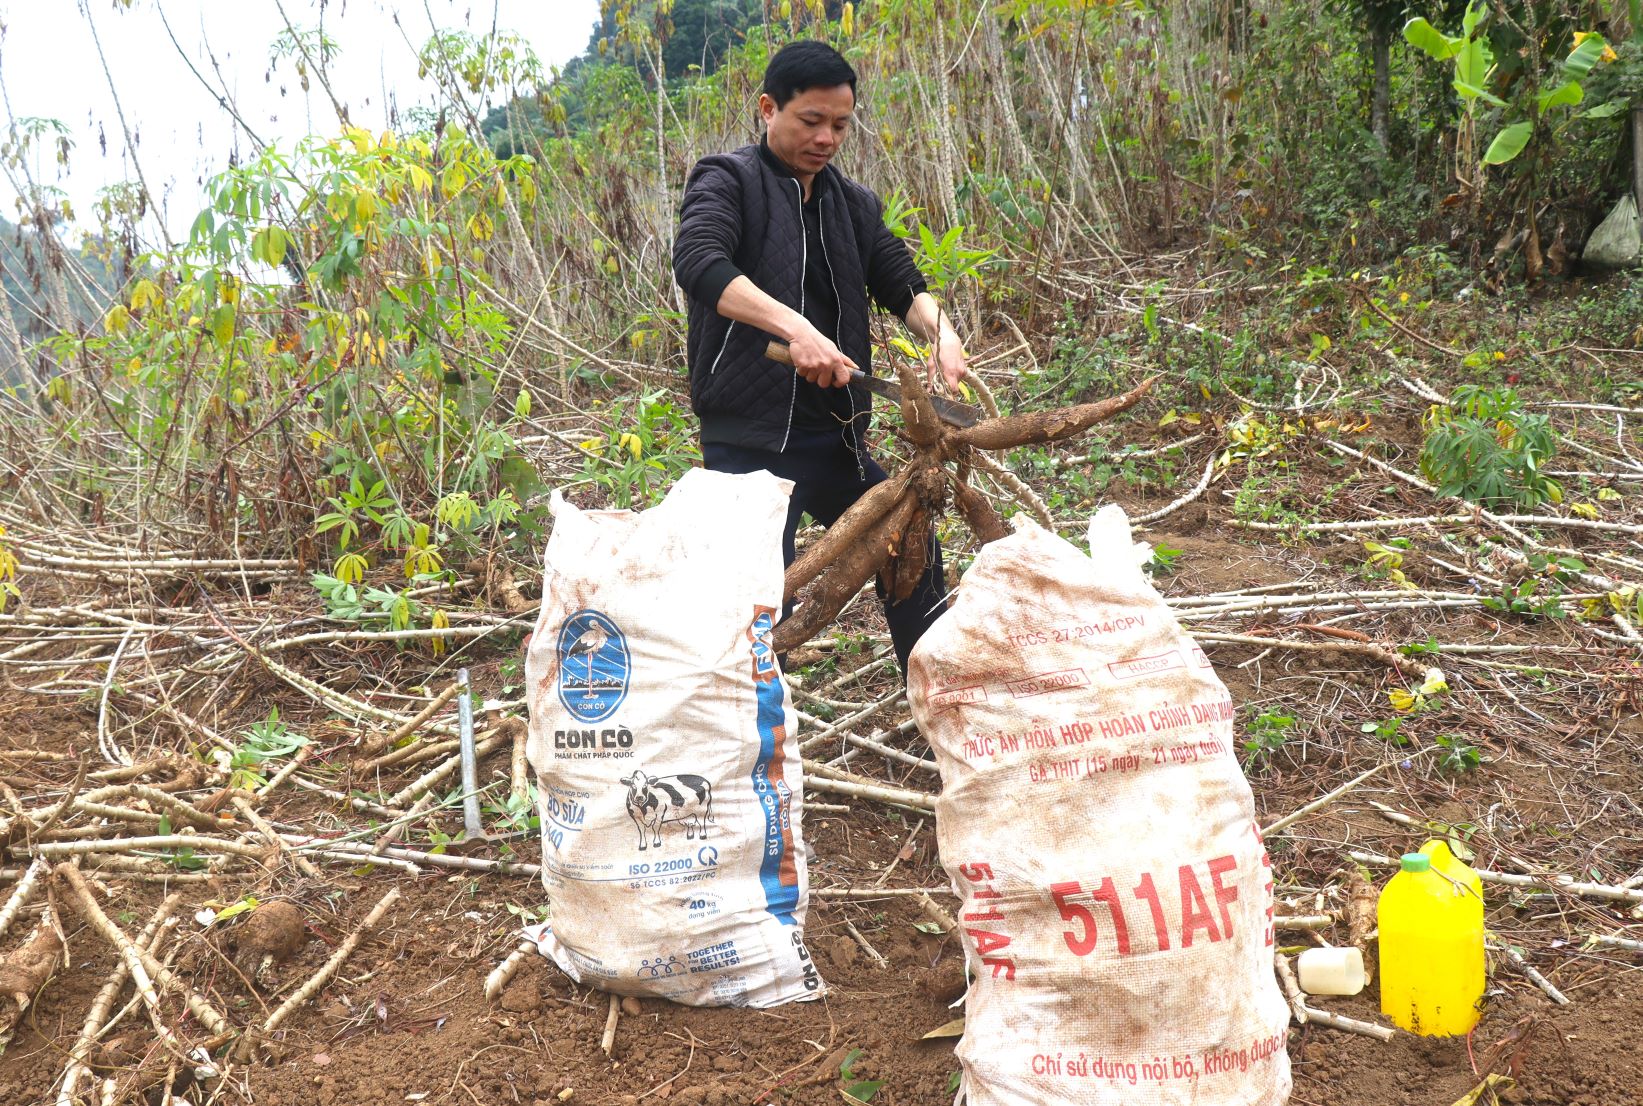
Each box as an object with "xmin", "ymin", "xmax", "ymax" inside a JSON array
[{"xmin": 1403, "ymin": 0, "xmax": 1618, "ymax": 167}]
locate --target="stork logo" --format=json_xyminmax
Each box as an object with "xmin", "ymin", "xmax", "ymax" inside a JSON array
[{"xmin": 556, "ymin": 609, "xmax": 630, "ymax": 723}]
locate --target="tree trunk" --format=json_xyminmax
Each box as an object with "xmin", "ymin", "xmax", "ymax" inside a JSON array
[
  {"xmin": 1633, "ymin": 106, "xmax": 1643, "ymax": 240},
  {"xmin": 1371, "ymin": 25, "xmax": 1391, "ymax": 151}
]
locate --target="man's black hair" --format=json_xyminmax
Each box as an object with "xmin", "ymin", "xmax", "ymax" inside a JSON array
[{"xmin": 762, "ymin": 41, "xmax": 857, "ymax": 108}]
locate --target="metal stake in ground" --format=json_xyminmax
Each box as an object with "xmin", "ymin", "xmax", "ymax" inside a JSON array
[{"xmin": 457, "ymin": 668, "xmax": 486, "ymax": 841}]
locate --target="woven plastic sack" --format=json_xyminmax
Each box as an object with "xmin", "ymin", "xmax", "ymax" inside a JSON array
[
  {"xmin": 907, "ymin": 507, "xmax": 1291, "ymax": 1106},
  {"xmin": 523, "ymin": 468, "xmax": 822, "ymax": 1007}
]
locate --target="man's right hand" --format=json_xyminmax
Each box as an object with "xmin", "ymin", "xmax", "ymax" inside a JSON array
[{"xmin": 786, "ymin": 325, "xmax": 855, "ymax": 388}]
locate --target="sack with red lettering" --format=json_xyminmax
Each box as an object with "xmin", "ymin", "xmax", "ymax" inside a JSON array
[
  {"xmin": 907, "ymin": 507, "xmax": 1291, "ymax": 1106},
  {"xmin": 522, "ymin": 468, "xmax": 822, "ymax": 1008}
]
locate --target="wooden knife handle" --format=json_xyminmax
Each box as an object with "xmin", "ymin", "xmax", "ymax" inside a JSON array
[{"xmin": 764, "ymin": 340, "xmax": 792, "ymax": 364}]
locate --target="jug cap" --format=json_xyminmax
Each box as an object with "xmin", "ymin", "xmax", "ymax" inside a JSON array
[{"xmin": 1399, "ymin": 852, "xmax": 1431, "ymax": 873}]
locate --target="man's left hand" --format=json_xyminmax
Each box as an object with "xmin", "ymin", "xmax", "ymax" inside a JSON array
[{"xmin": 927, "ymin": 337, "xmax": 966, "ymax": 395}]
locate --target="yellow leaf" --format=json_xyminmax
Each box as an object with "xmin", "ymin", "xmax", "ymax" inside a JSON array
[
  {"xmin": 1449, "ymin": 1074, "xmax": 1514, "ymax": 1106},
  {"xmin": 888, "ymin": 335, "xmax": 921, "ymax": 359},
  {"xmin": 334, "ymin": 552, "xmax": 368, "ymax": 584},
  {"xmin": 1418, "ymin": 670, "xmax": 1448, "ymax": 697},
  {"xmin": 618, "ymin": 432, "xmax": 643, "ymax": 460},
  {"xmin": 103, "ymin": 304, "xmax": 131, "ymax": 334},
  {"xmin": 1388, "ymin": 688, "xmax": 1419, "ymax": 713},
  {"xmin": 1568, "ymin": 502, "xmax": 1599, "ymax": 520},
  {"xmin": 920, "ymin": 1017, "xmax": 965, "ymax": 1039},
  {"xmin": 841, "ymin": 2, "xmax": 854, "ymax": 36},
  {"xmin": 129, "ymin": 278, "xmax": 162, "ymax": 311}
]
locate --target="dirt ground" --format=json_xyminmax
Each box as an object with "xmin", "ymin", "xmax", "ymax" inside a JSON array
[{"xmin": 3, "ymin": 501, "xmax": 1642, "ymax": 1106}]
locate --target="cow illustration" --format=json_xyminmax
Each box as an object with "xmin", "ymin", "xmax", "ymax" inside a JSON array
[{"xmin": 619, "ymin": 770, "xmax": 714, "ymax": 851}]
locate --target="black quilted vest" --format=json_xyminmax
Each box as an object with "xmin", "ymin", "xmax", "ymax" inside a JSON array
[{"xmin": 674, "ymin": 144, "xmax": 891, "ymax": 455}]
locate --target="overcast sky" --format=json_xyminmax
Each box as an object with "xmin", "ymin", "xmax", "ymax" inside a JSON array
[{"xmin": 0, "ymin": 0, "xmax": 599, "ymax": 245}]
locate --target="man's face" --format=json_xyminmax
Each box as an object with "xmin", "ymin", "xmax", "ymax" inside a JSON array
[{"xmin": 760, "ymin": 84, "xmax": 855, "ymax": 178}]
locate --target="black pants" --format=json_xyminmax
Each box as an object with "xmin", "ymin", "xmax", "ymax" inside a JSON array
[{"xmin": 703, "ymin": 439, "xmax": 947, "ymax": 677}]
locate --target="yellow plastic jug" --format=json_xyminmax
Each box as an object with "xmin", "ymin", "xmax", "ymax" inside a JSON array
[
  {"xmin": 1421, "ymin": 838, "xmax": 1484, "ymax": 903},
  {"xmin": 1378, "ymin": 852, "xmax": 1486, "ymax": 1035}
]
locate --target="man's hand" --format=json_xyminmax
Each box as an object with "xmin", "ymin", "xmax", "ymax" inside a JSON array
[
  {"xmin": 926, "ymin": 336, "xmax": 966, "ymax": 395},
  {"xmin": 787, "ymin": 325, "xmax": 856, "ymax": 388},
  {"xmin": 715, "ymin": 276, "xmax": 854, "ymax": 387},
  {"xmin": 903, "ymin": 291, "xmax": 967, "ymax": 395}
]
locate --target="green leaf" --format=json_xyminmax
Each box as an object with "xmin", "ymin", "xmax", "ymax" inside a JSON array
[
  {"xmin": 210, "ymin": 304, "xmax": 237, "ymax": 346},
  {"xmin": 1579, "ymin": 99, "xmax": 1629, "ymax": 119},
  {"xmin": 1564, "ymin": 33, "xmax": 1609, "ymax": 78},
  {"xmin": 255, "ymin": 226, "xmax": 290, "ymax": 267},
  {"xmin": 1483, "ymin": 122, "xmax": 1533, "ymax": 164},
  {"xmin": 1460, "ymin": 0, "xmax": 1487, "ymax": 38},
  {"xmin": 1403, "ymin": 17, "xmax": 1460, "ymax": 59},
  {"xmin": 214, "ymin": 897, "xmax": 259, "ymax": 923},
  {"xmin": 1536, "ymin": 80, "xmax": 1583, "ymax": 112},
  {"xmin": 1452, "ymin": 80, "xmax": 1506, "ymax": 108}
]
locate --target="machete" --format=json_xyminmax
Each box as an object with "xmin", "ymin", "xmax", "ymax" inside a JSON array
[{"xmin": 763, "ymin": 340, "xmax": 980, "ymax": 429}]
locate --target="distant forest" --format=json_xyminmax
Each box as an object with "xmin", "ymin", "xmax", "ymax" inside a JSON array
[
  {"xmin": 481, "ymin": 0, "xmax": 847, "ymax": 152},
  {"xmin": 0, "ymin": 214, "xmax": 132, "ymax": 385}
]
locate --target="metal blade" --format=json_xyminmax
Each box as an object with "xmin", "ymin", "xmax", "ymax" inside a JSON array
[
  {"xmin": 851, "ymin": 371, "xmax": 980, "ymax": 429},
  {"xmin": 762, "ymin": 341, "xmax": 981, "ymax": 428}
]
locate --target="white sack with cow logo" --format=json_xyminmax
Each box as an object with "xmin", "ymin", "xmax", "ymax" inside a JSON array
[
  {"xmin": 522, "ymin": 468, "xmax": 821, "ymax": 1007},
  {"xmin": 908, "ymin": 507, "xmax": 1291, "ymax": 1106}
]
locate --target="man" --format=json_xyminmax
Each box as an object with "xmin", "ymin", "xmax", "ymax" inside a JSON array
[{"xmin": 672, "ymin": 40, "xmax": 966, "ymax": 677}]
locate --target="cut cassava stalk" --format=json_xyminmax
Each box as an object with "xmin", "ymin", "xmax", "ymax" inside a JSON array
[
  {"xmin": 0, "ymin": 858, "xmax": 48, "ymax": 941},
  {"xmin": 1347, "ymin": 850, "xmax": 1643, "ymax": 906},
  {"xmin": 56, "ymin": 893, "xmax": 182, "ymax": 1106},
  {"xmin": 801, "ymin": 761, "xmax": 936, "ymax": 811},
  {"xmin": 600, "ymin": 991, "xmax": 620, "ymax": 1057},
  {"xmin": 1275, "ymin": 915, "xmax": 1336, "ymax": 931},
  {"xmin": 1261, "ymin": 750, "xmax": 1437, "ymax": 836},
  {"xmin": 55, "ymin": 863, "xmax": 231, "ymax": 1036},
  {"xmin": 950, "ymin": 376, "xmax": 1154, "ymax": 449},
  {"xmin": 358, "ymin": 679, "xmax": 464, "ymax": 760},
  {"xmin": 1196, "ymin": 630, "xmax": 1444, "ymax": 686},
  {"xmin": 1490, "ymin": 941, "xmax": 1569, "ymax": 1005},
  {"xmin": 968, "ymin": 449, "xmax": 1051, "ymax": 530},
  {"xmin": 232, "ymin": 795, "xmax": 321, "ymax": 880},
  {"xmin": 32, "ymin": 833, "xmax": 271, "ymax": 863},
  {"xmin": 242, "ymin": 885, "xmax": 401, "ymax": 1061},
  {"xmin": 1275, "ymin": 953, "xmax": 1395, "ymax": 1042},
  {"xmin": 117, "ymin": 784, "xmax": 236, "ymax": 833},
  {"xmin": 485, "ymin": 940, "xmax": 538, "ymax": 1001},
  {"xmin": 384, "ymin": 727, "xmax": 510, "ymax": 808}
]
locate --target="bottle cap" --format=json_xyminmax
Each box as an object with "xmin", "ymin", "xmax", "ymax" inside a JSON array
[{"xmin": 1399, "ymin": 852, "xmax": 1431, "ymax": 873}]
